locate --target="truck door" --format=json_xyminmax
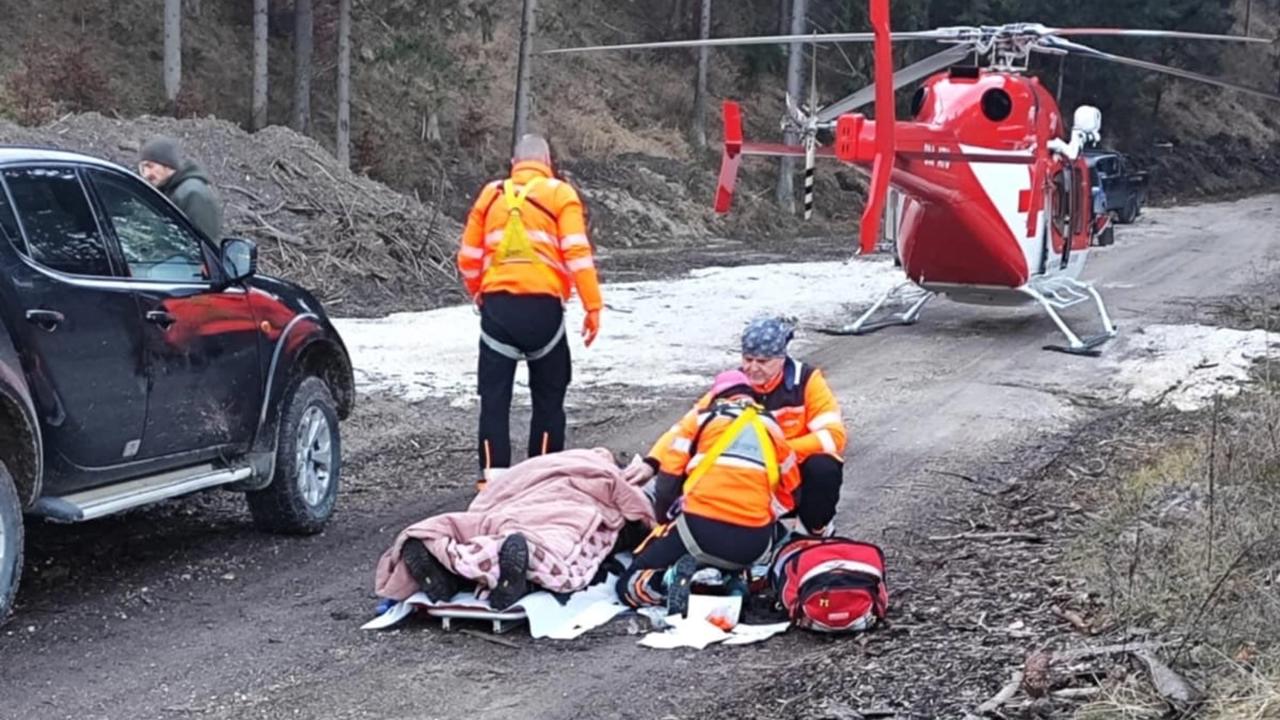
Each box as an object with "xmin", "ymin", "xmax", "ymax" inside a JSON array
[
  {"xmin": 0, "ymin": 165, "xmax": 148, "ymax": 488},
  {"xmin": 82, "ymin": 167, "xmax": 263, "ymax": 460}
]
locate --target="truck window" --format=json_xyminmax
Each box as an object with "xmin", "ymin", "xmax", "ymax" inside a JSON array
[
  {"xmin": 3, "ymin": 166, "xmax": 113, "ymax": 277},
  {"xmin": 0, "ymin": 179, "xmax": 22, "ymax": 250},
  {"xmin": 86, "ymin": 169, "xmax": 209, "ymax": 282}
]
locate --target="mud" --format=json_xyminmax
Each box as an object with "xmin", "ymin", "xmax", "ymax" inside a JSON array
[{"xmin": 1, "ymin": 194, "xmax": 1278, "ymax": 719}]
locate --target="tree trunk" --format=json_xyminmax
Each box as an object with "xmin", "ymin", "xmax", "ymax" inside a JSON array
[
  {"xmin": 251, "ymin": 0, "xmax": 269, "ymax": 130},
  {"xmin": 671, "ymin": 0, "xmax": 688, "ymax": 35},
  {"xmin": 292, "ymin": 0, "xmax": 314, "ymax": 134},
  {"xmin": 336, "ymin": 0, "xmax": 351, "ymax": 167},
  {"xmin": 691, "ymin": 0, "xmax": 712, "ymax": 149},
  {"xmin": 777, "ymin": 0, "xmax": 808, "ymax": 211},
  {"xmin": 163, "ymin": 0, "xmax": 182, "ymax": 105},
  {"xmin": 512, "ymin": 0, "xmax": 537, "ymax": 154}
]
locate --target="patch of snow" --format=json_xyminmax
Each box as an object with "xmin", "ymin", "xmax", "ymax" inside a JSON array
[
  {"xmin": 1108, "ymin": 324, "xmax": 1278, "ymax": 411},
  {"xmin": 333, "ymin": 259, "xmax": 902, "ymax": 405}
]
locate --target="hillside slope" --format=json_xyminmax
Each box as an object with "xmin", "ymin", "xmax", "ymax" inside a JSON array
[{"xmin": 0, "ymin": 1, "xmax": 1277, "ymax": 278}]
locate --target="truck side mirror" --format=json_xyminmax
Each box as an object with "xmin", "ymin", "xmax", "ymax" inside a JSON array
[{"xmin": 220, "ymin": 237, "xmax": 258, "ymax": 285}]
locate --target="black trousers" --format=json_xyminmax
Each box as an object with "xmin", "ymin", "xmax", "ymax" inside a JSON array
[
  {"xmin": 616, "ymin": 513, "xmax": 773, "ymax": 607},
  {"xmin": 794, "ymin": 455, "xmax": 844, "ymax": 532},
  {"xmin": 477, "ymin": 292, "xmax": 571, "ymax": 475}
]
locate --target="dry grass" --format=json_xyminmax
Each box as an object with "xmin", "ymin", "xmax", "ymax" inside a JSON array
[
  {"xmin": 1204, "ymin": 654, "xmax": 1280, "ymax": 719},
  {"xmin": 1067, "ymin": 355, "xmax": 1280, "ymax": 717}
]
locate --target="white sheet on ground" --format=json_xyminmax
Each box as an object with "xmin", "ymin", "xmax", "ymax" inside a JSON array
[
  {"xmin": 637, "ymin": 593, "xmax": 791, "ymax": 649},
  {"xmin": 638, "ymin": 616, "xmax": 792, "ymax": 649}
]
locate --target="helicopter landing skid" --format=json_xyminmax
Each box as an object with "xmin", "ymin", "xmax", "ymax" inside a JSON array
[
  {"xmin": 818, "ymin": 282, "xmax": 935, "ymax": 336},
  {"xmin": 1021, "ymin": 277, "xmax": 1118, "ymax": 356}
]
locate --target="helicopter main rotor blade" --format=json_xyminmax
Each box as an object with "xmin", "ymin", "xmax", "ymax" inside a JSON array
[
  {"xmin": 1046, "ymin": 28, "xmax": 1273, "ymax": 44},
  {"xmin": 816, "ymin": 44, "xmax": 973, "ymax": 123},
  {"xmin": 1043, "ymin": 37, "xmax": 1280, "ymax": 103},
  {"xmin": 538, "ymin": 29, "xmax": 960, "ymax": 55}
]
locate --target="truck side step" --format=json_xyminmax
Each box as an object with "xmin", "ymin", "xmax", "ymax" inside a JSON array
[{"xmin": 30, "ymin": 464, "xmax": 253, "ymax": 522}]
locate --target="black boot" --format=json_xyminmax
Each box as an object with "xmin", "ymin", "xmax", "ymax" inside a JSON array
[
  {"xmin": 665, "ymin": 554, "xmax": 699, "ymax": 618},
  {"xmin": 401, "ymin": 539, "xmax": 459, "ymax": 602},
  {"xmin": 489, "ymin": 533, "xmax": 530, "ymax": 610}
]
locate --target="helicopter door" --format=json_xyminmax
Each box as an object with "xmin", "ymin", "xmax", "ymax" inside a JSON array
[
  {"xmin": 1042, "ymin": 166, "xmax": 1074, "ymax": 273},
  {"xmin": 1044, "ymin": 163, "xmax": 1088, "ymax": 273}
]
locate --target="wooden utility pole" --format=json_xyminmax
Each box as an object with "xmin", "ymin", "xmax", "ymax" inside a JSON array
[
  {"xmin": 293, "ymin": 0, "xmax": 314, "ymax": 134},
  {"xmin": 691, "ymin": 0, "xmax": 712, "ymax": 149},
  {"xmin": 336, "ymin": 0, "xmax": 352, "ymax": 167},
  {"xmin": 512, "ymin": 0, "xmax": 537, "ymax": 154},
  {"xmin": 163, "ymin": 0, "xmax": 182, "ymax": 106},
  {"xmin": 777, "ymin": 0, "xmax": 808, "ymax": 211},
  {"xmin": 252, "ymin": 0, "xmax": 269, "ymax": 130}
]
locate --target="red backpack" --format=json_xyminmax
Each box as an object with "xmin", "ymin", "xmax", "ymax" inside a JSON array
[{"xmin": 769, "ymin": 536, "xmax": 888, "ymax": 633}]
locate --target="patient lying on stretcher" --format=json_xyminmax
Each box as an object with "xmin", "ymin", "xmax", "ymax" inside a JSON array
[{"xmin": 373, "ymin": 447, "xmax": 656, "ymax": 610}]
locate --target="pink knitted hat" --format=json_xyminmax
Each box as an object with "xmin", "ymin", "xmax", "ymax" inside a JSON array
[{"xmin": 709, "ymin": 369, "xmax": 753, "ymax": 399}]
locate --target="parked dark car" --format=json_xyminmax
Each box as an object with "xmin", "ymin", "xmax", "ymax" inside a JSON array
[
  {"xmin": 0, "ymin": 147, "xmax": 355, "ymax": 623},
  {"xmin": 1084, "ymin": 148, "xmax": 1149, "ymax": 224}
]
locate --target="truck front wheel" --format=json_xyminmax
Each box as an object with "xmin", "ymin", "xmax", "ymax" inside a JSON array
[
  {"xmin": 0, "ymin": 462, "xmax": 24, "ymax": 626},
  {"xmin": 246, "ymin": 377, "xmax": 342, "ymax": 535},
  {"xmin": 1118, "ymin": 197, "xmax": 1139, "ymax": 224}
]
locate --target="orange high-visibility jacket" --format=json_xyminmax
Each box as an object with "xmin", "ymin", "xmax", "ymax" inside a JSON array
[
  {"xmin": 457, "ymin": 160, "xmax": 603, "ymax": 311},
  {"xmin": 656, "ymin": 400, "xmax": 801, "ymax": 528},
  {"xmin": 650, "ymin": 358, "xmax": 846, "ymax": 467}
]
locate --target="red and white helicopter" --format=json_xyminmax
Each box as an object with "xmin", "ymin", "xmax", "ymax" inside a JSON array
[{"xmin": 543, "ymin": 1, "xmax": 1280, "ymax": 355}]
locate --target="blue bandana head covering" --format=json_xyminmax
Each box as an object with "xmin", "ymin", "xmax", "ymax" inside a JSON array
[{"xmin": 741, "ymin": 316, "xmax": 794, "ymax": 358}]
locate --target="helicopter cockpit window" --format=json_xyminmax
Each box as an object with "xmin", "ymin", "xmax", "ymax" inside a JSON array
[
  {"xmin": 980, "ymin": 88, "xmax": 1013, "ymax": 122},
  {"xmin": 910, "ymin": 86, "xmax": 929, "ymax": 118}
]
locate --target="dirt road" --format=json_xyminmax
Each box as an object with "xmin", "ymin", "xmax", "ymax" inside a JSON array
[{"xmin": 1, "ymin": 195, "xmax": 1276, "ymax": 720}]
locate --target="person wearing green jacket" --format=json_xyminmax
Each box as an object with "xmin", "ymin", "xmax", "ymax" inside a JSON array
[{"xmin": 138, "ymin": 136, "xmax": 224, "ymax": 241}]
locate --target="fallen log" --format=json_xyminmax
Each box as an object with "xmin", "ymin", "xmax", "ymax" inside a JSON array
[{"xmin": 928, "ymin": 531, "xmax": 1045, "ymax": 543}]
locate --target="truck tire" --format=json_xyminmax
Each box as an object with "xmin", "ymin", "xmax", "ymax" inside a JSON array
[
  {"xmin": 246, "ymin": 376, "xmax": 341, "ymax": 535},
  {"xmin": 0, "ymin": 462, "xmax": 23, "ymax": 626},
  {"xmin": 1118, "ymin": 197, "xmax": 1139, "ymax": 224}
]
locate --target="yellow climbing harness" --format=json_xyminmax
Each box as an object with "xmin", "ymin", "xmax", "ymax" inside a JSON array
[
  {"xmin": 493, "ymin": 177, "xmax": 545, "ymax": 267},
  {"xmin": 681, "ymin": 403, "xmax": 780, "ymax": 495}
]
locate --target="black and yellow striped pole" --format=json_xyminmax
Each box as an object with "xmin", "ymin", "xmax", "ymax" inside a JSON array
[{"xmin": 803, "ymin": 35, "xmax": 818, "ymax": 221}]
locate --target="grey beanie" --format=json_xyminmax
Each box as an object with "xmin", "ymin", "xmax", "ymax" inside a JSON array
[{"xmin": 140, "ymin": 136, "xmax": 183, "ymax": 170}]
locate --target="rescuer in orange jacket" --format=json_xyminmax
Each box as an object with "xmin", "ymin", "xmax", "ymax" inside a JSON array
[
  {"xmin": 626, "ymin": 316, "xmax": 847, "ymax": 536},
  {"xmin": 457, "ymin": 134, "xmax": 603, "ymax": 488},
  {"xmin": 617, "ymin": 370, "xmax": 800, "ymax": 616}
]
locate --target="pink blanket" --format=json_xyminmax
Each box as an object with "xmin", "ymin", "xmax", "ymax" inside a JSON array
[{"xmin": 374, "ymin": 448, "xmax": 655, "ymax": 600}]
